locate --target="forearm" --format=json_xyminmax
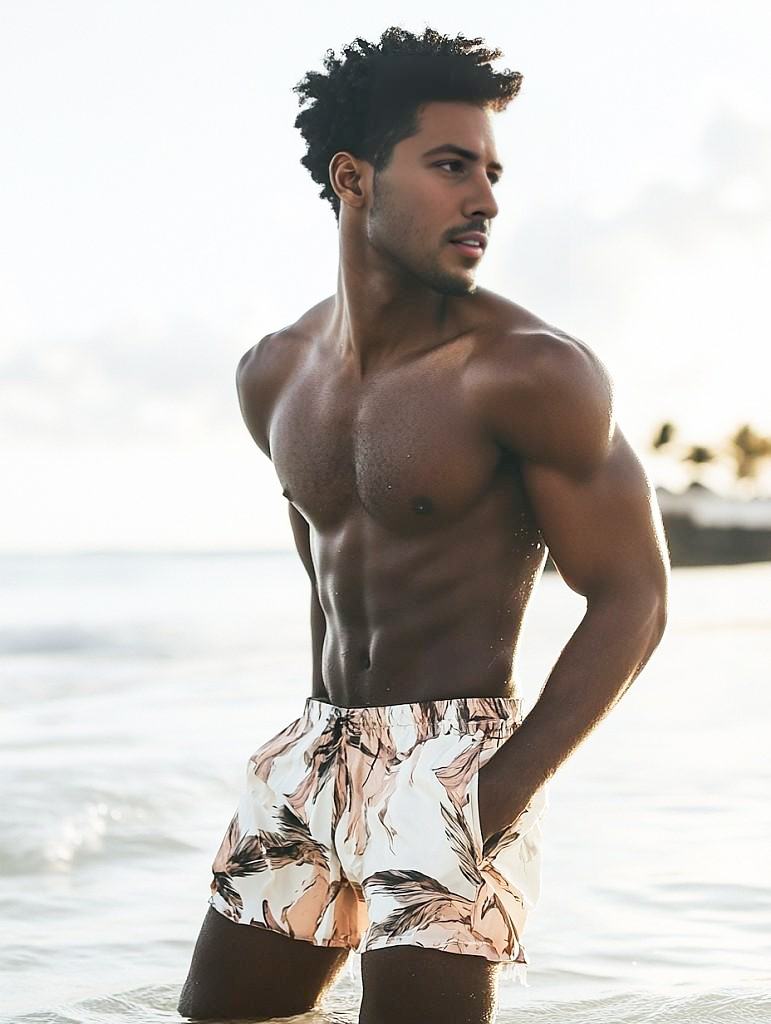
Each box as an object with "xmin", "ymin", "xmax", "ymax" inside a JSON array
[{"xmin": 479, "ymin": 590, "xmax": 666, "ymax": 829}]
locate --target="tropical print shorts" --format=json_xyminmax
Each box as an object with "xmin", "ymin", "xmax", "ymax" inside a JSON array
[{"xmin": 208, "ymin": 695, "xmax": 548, "ymax": 984}]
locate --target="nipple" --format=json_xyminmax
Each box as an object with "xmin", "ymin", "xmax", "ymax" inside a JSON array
[{"xmin": 412, "ymin": 495, "xmax": 434, "ymax": 515}]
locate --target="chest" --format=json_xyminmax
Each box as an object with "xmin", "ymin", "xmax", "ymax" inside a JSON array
[{"xmin": 270, "ymin": 355, "xmax": 502, "ymax": 532}]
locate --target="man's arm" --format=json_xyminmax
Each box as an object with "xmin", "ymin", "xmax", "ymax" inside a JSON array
[
  {"xmin": 287, "ymin": 502, "xmax": 327, "ymax": 696},
  {"xmin": 235, "ymin": 332, "xmax": 280, "ymax": 456},
  {"xmin": 476, "ymin": 328, "xmax": 670, "ymax": 841},
  {"xmin": 235, "ymin": 333, "xmax": 327, "ymax": 694}
]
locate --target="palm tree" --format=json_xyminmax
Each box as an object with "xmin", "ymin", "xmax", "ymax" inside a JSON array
[
  {"xmin": 652, "ymin": 421, "xmax": 676, "ymax": 450},
  {"xmin": 682, "ymin": 444, "xmax": 716, "ymax": 487},
  {"xmin": 730, "ymin": 424, "xmax": 771, "ymax": 488}
]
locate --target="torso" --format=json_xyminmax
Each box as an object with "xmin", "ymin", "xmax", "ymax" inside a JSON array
[{"xmin": 255, "ymin": 289, "xmax": 550, "ymax": 706}]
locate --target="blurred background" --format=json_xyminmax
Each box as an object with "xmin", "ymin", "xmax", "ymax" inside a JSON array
[{"xmin": 1, "ymin": 2, "xmax": 769, "ymax": 1022}]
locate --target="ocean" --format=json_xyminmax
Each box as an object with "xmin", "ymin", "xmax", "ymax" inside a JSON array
[{"xmin": 2, "ymin": 553, "xmax": 769, "ymax": 1023}]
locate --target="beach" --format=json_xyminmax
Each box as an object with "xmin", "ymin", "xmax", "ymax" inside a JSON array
[{"xmin": 2, "ymin": 552, "xmax": 769, "ymax": 1023}]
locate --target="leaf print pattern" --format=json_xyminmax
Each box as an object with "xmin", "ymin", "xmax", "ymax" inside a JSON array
[{"xmin": 208, "ymin": 695, "xmax": 548, "ymax": 977}]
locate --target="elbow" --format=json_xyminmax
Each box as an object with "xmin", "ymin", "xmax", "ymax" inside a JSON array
[
  {"xmin": 652, "ymin": 595, "xmax": 668, "ymax": 646},
  {"xmin": 653, "ymin": 560, "xmax": 670, "ymax": 643},
  {"xmin": 587, "ymin": 576, "xmax": 669, "ymax": 650},
  {"xmin": 642, "ymin": 577, "xmax": 669, "ymax": 656}
]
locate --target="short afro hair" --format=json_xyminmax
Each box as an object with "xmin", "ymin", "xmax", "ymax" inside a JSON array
[{"xmin": 292, "ymin": 25, "xmax": 522, "ymax": 223}]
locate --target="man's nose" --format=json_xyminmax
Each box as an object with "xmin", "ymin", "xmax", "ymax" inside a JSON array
[{"xmin": 462, "ymin": 172, "xmax": 498, "ymax": 222}]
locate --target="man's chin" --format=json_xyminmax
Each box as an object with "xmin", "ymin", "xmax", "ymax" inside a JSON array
[
  {"xmin": 436, "ymin": 276, "xmax": 478, "ymax": 298},
  {"xmin": 420, "ymin": 267, "xmax": 478, "ymax": 298}
]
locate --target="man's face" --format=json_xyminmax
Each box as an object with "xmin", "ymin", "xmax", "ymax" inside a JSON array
[{"xmin": 365, "ymin": 101, "xmax": 502, "ymax": 297}]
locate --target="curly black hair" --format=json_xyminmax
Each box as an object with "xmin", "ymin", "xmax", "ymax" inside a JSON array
[{"xmin": 292, "ymin": 25, "xmax": 522, "ymax": 223}]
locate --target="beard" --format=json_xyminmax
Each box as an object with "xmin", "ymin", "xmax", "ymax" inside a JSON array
[{"xmin": 365, "ymin": 172, "xmax": 477, "ymax": 298}]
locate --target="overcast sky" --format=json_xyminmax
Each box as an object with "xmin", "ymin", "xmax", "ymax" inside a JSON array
[{"xmin": 1, "ymin": 1, "xmax": 769, "ymax": 552}]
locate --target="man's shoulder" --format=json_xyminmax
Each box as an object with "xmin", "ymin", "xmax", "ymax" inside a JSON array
[
  {"xmin": 470, "ymin": 288, "xmax": 608, "ymax": 386},
  {"xmin": 234, "ymin": 296, "xmax": 333, "ymax": 456},
  {"xmin": 236, "ymin": 295, "xmax": 333, "ymax": 389},
  {"xmin": 468, "ymin": 289, "xmax": 615, "ymax": 472}
]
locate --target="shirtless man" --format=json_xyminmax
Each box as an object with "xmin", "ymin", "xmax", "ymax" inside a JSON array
[{"xmin": 178, "ymin": 27, "xmax": 670, "ymax": 1024}]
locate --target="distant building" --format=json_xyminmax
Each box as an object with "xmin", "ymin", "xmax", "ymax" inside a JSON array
[{"xmin": 655, "ymin": 483, "xmax": 771, "ymax": 565}]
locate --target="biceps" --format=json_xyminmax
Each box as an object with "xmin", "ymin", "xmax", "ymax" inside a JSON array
[{"xmin": 520, "ymin": 426, "xmax": 669, "ymax": 600}]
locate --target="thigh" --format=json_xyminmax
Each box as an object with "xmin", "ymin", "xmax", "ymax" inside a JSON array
[
  {"xmin": 177, "ymin": 905, "xmax": 349, "ymax": 1020},
  {"xmin": 358, "ymin": 944, "xmax": 498, "ymax": 1024}
]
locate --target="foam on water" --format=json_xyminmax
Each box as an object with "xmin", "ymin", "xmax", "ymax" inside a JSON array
[{"xmin": 9, "ymin": 982, "xmax": 771, "ymax": 1024}]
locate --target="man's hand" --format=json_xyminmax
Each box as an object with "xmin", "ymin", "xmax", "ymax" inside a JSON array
[{"xmin": 476, "ymin": 760, "xmax": 532, "ymax": 845}]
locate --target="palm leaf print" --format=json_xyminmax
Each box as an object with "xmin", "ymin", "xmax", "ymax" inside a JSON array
[
  {"xmin": 416, "ymin": 702, "xmax": 450, "ymax": 737},
  {"xmin": 363, "ymin": 868, "xmax": 454, "ymax": 904},
  {"xmin": 362, "ymin": 869, "xmax": 472, "ymax": 943},
  {"xmin": 260, "ymin": 897, "xmax": 290, "ymax": 937},
  {"xmin": 482, "ymin": 822, "xmax": 521, "ymax": 861},
  {"xmin": 483, "ymin": 862, "xmax": 524, "ymax": 909},
  {"xmin": 212, "ymin": 812, "xmax": 267, "ymax": 877},
  {"xmin": 440, "ymin": 799, "xmax": 483, "ymax": 888},
  {"xmin": 284, "ymin": 715, "xmax": 346, "ymax": 821},
  {"xmin": 434, "ymin": 740, "xmax": 483, "ymax": 813},
  {"xmin": 249, "ymin": 714, "xmax": 314, "ymax": 784},
  {"xmin": 212, "ymin": 875, "xmax": 243, "ymax": 919},
  {"xmin": 342, "ymin": 727, "xmax": 399, "ymax": 855},
  {"xmin": 210, "ymin": 813, "xmax": 267, "ymax": 917},
  {"xmin": 460, "ymin": 697, "xmax": 519, "ymax": 732},
  {"xmin": 260, "ymin": 803, "xmax": 330, "ymax": 870}
]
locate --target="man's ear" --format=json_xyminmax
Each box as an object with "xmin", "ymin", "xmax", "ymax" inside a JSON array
[{"xmin": 329, "ymin": 151, "xmax": 368, "ymax": 207}]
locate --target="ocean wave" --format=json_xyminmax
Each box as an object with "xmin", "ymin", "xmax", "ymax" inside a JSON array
[{"xmin": 9, "ymin": 982, "xmax": 771, "ymax": 1024}]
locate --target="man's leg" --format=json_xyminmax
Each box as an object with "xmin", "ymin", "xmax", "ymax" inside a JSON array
[
  {"xmin": 177, "ymin": 906, "xmax": 350, "ymax": 1021},
  {"xmin": 358, "ymin": 945, "xmax": 498, "ymax": 1024}
]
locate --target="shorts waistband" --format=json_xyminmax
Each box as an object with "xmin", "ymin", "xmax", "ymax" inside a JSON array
[{"xmin": 303, "ymin": 694, "xmax": 523, "ymax": 737}]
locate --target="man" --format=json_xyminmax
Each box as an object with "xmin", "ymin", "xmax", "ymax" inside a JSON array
[{"xmin": 178, "ymin": 26, "xmax": 669, "ymax": 1024}]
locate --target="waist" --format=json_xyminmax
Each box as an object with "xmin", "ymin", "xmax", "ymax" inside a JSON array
[{"xmin": 304, "ymin": 693, "xmax": 523, "ymax": 737}]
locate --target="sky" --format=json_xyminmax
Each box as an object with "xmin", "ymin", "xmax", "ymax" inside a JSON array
[{"xmin": 1, "ymin": 0, "xmax": 770, "ymax": 552}]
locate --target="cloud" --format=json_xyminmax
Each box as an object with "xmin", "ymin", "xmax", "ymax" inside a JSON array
[
  {"xmin": 614, "ymin": 110, "xmax": 771, "ymax": 251},
  {"xmin": 2, "ymin": 112, "xmax": 769, "ymax": 454},
  {"xmin": 502, "ymin": 108, "xmax": 770, "ymax": 330},
  {"xmin": 0, "ymin": 314, "xmax": 245, "ymax": 442}
]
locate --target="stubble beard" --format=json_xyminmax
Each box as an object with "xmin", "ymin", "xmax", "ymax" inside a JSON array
[{"xmin": 367, "ymin": 174, "xmax": 476, "ymax": 298}]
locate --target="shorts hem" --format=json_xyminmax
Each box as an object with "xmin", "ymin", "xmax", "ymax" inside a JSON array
[
  {"xmin": 347, "ymin": 940, "xmax": 529, "ymax": 986},
  {"xmin": 208, "ymin": 895, "xmax": 358, "ymax": 953}
]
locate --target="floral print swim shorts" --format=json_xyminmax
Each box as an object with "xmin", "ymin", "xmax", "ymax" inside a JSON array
[{"xmin": 208, "ymin": 695, "xmax": 549, "ymax": 984}]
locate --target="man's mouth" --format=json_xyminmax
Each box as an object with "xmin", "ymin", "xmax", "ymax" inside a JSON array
[{"xmin": 450, "ymin": 240, "xmax": 484, "ymax": 258}]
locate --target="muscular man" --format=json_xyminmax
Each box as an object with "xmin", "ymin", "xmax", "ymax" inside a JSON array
[{"xmin": 178, "ymin": 26, "xmax": 669, "ymax": 1024}]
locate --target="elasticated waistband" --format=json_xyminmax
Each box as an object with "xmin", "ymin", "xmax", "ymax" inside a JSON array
[{"xmin": 303, "ymin": 694, "xmax": 523, "ymax": 737}]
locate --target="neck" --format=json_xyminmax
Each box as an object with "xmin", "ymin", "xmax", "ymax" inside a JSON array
[{"xmin": 329, "ymin": 220, "xmax": 466, "ymax": 377}]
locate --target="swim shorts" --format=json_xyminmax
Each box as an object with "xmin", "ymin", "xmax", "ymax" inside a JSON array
[{"xmin": 208, "ymin": 695, "xmax": 548, "ymax": 984}]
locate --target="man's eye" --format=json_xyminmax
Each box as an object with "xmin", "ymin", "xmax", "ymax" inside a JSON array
[{"xmin": 436, "ymin": 161, "xmax": 500, "ymax": 185}]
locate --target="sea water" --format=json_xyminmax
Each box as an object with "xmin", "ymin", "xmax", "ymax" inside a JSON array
[{"xmin": 1, "ymin": 553, "xmax": 770, "ymax": 1023}]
